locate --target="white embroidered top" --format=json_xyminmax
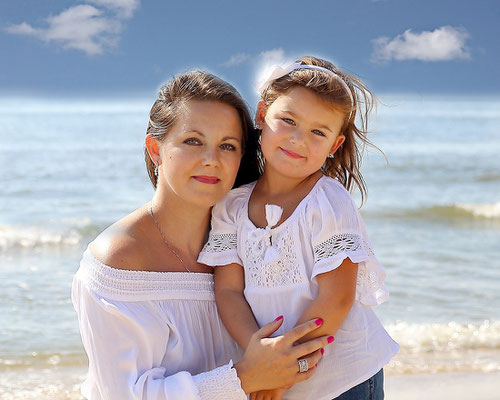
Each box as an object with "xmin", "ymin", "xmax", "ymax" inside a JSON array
[
  {"xmin": 198, "ymin": 175, "xmax": 399, "ymax": 400},
  {"xmin": 72, "ymin": 248, "xmax": 246, "ymax": 400}
]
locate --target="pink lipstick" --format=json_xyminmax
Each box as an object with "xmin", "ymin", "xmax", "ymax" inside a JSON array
[{"xmin": 193, "ymin": 175, "xmax": 220, "ymax": 184}]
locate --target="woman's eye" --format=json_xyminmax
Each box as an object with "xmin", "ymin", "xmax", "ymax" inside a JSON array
[
  {"xmin": 281, "ymin": 118, "xmax": 295, "ymax": 125},
  {"xmin": 220, "ymin": 143, "xmax": 237, "ymax": 151},
  {"xmin": 184, "ymin": 137, "xmax": 202, "ymax": 145},
  {"xmin": 312, "ymin": 129, "xmax": 326, "ymax": 137}
]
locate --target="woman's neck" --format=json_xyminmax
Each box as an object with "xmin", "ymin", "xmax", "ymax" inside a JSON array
[{"xmin": 150, "ymin": 186, "xmax": 211, "ymax": 258}]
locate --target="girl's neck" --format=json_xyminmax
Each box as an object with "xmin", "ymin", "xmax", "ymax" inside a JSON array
[
  {"xmin": 150, "ymin": 185, "xmax": 211, "ymax": 258},
  {"xmin": 258, "ymin": 168, "xmax": 323, "ymax": 197}
]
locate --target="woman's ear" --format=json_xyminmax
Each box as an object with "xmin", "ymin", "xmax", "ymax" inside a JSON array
[
  {"xmin": 145, "ymin": 134, "xmax": 161, "ymax": 166},
  {"xmin": 330, "ymin": 134, "xmax": 345, "ymax": 155},
  {"xmin": 255, "ymin": 101, "xmax": 267, "ymax": 128}
]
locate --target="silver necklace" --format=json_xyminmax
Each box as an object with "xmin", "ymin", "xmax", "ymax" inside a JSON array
[{"xmin": 149, "ymin": 205, "xmax": 192, "ymax": 273}]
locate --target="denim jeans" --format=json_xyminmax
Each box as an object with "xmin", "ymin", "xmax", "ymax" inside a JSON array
[{"xmin": 332, "ymin": 369, "xmax": 384, "ymax": 400}]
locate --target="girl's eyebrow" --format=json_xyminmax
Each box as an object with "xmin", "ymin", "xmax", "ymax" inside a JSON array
[
  {"xmin": 184, "ymin": 129, "xmax": 241, "ymax": 142},
  {"xmin": 281, "ymin": 110, "xmax": 333, "ymax": 133}
]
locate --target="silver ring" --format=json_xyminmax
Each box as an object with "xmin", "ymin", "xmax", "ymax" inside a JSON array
[{"xmin": 298, "ymin": 358, "xmax": 309, "ymax": 373}]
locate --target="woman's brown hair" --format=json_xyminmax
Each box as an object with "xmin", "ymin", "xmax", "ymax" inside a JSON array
[
  {"xmin": 260, "ymin": 56, "xmax": 378, "ymax": 204},
  {"xmin": 145, "ymin": 70, "xmax": 259, "ymax": 189}
]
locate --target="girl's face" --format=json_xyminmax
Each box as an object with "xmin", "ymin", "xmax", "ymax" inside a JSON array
[
  {"xmin": 148, "ymin": 100, "xmax": 243, "ymax": 208},
  {"xmin": 257, "ymin": 86, "xmax": 345, "ymax": 181}
]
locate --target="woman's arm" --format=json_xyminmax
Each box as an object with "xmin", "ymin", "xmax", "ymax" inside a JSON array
[
  {"xmin": 214, "ymin": 263, "xmax": 260, "ymax": 350},
  {"xmin": 294, "ymin": 257, "xmax": 358, "ymax": 343}
]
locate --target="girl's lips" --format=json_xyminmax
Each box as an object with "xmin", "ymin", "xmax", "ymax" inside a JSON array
[
  {"xmin": 193, "ymin": 175, "xmax": 220, "ymax": 184},
  {"xmin": 280, "ymin": 147, "xmax": 305, "ymax": 159}
]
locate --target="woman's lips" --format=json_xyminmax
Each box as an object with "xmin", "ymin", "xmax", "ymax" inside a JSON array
[
  {"xmin": 193, "ymin": 175, "xmax": 220, "ymax": 184},
  {"xmin": 280, "ymin": 147, "xmax": 305, "ymax": 159}
]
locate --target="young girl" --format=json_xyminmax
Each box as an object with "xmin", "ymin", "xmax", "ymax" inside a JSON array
[{"xmin": 198, "ymin": 57, "xmax": 399, "ymax": 399}]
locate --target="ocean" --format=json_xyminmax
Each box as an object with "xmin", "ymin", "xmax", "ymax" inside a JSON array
[{"xmin": 1, "ymin": 95, "xmax": 499, "ymax": 399}]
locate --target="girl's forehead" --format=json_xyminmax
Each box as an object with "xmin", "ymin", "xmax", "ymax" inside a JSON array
[{"xmin": 269, "ymin": 86, "xmax": 345, "ymax": 128}]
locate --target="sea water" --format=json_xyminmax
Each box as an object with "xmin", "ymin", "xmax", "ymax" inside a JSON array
[{"xmin": 0, "ymin": 95, "xmax": 499, "ymax": 398}]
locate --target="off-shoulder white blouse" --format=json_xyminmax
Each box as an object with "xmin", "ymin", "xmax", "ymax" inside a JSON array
[
  {"xmin": 198, "ymin": 175, "xmax": 399, "ymax": 400},
  {"xmin": 72, "ymin": 248, "xmax": 246, "ymax": 400}
]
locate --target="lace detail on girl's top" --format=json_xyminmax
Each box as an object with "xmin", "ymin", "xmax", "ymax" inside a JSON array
[
  {"xmin": 245, "ymin": 225, "xmax": 302, "ymax": 288},
  {"xmin": 247, "ymin": 204, "xmax": 283, "ymax": 265},
  {"xmin": 313, "ymin": 233, "xmax": 374, "ymax": 263},
  {"xmin": 202, "ymin": 233, "xmax": 238, "ymax": 253}
]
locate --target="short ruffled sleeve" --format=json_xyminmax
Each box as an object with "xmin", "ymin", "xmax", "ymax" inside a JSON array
[
  {"xmin": 197, "ymin": 186, "xmax": 249, "ymax": 267},
  {"xmin": 307, "ymin": 179, "xmax": 389, "ymax": 306}
]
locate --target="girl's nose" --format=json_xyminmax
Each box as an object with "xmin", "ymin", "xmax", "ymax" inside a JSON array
[{"xmin": 289, "ymin": 128, "xmax": 305, "ymax": 145}]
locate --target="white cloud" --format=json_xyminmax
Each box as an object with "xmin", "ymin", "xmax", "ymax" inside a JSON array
[
  {"xmin": 259, "ymin": 48, "xmax": 286, "ymax": 65},
  {"xmin": 87, "ymin": 0, "xmax": 140, "ymax": 18},
  {"xmin": 222, "ymin": 52, "xmax": 251, "ymax": 67},
  {"xmin": 372, "ymin": 26, "xmax": 470, "ymax": 63},
  {"xmin": 4, "ymin": 1, "xmax": 140, "ymax": 55}
]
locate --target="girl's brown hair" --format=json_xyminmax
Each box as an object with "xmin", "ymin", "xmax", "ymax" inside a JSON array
[
  {"xmin": 260, "ymin": 56, "xmax": 378, "ymax": 204},
  {"xmin": 145, "ymin": 70, "xmax": 259, "ymax": 189}
]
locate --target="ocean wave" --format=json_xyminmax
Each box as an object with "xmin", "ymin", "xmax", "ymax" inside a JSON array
[
  {"xmin": 387, "ymin": 320, "xmax": 500, "ymax": 352},
  {"xmin": 0, "ymin": 220, "xmax": 103, "ymax": 250},
  {"xmin": 385, "ymin": 320, "xmax": 500, "ymax": 374},
  {"xmin": 367, "ymin": 202, "xmax": 500, "ymax": 221}
]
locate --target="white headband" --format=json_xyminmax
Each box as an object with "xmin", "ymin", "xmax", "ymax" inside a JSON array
[{"xmin": 258, "ymin": 62, "xmax": 354, "ymax": 107}]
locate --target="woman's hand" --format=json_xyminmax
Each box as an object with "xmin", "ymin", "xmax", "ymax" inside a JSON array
[{"xmin": 234, "ymin": 316, "xmax": 330, "ymax": 394}]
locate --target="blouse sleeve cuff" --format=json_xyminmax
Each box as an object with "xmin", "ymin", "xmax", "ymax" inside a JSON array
[
  {"xmin": 312, "ymin": 234, "xmax": 389, "ymax": 307},
  {"xmin": 193, "ymin": 360, "xmax": 247, "ymax": 400},
  {"xmin": 198, "ymin": 232, "xmax": 242, "ymax": 266}
]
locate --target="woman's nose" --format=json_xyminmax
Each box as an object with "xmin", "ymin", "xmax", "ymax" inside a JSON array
[{"xmin": 202, "ymin": 147, "xmax": 220, "ymax": 166}]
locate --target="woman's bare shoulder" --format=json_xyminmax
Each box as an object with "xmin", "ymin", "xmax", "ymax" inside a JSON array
[{"xmin": 89, "ymin": 208, "xmax": 152, "ymax": 271}]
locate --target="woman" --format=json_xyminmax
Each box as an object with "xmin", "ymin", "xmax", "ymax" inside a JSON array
[{"xmin": 72, "ymin": 71, "xmax": 329, "ymax": 399}]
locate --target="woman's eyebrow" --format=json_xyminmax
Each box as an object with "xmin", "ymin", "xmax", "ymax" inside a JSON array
[{"xmin": 184, "ymin": 129, "xmax": 241, "ymax": 142}]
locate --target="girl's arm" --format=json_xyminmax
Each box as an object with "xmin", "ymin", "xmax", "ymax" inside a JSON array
[
  {"xmin": 214, "ymin": 263, "xmax": 260, "ymax": 350},
  {"xmin": 294, "ymin": 257, "xmax": 358, "ymax": 343}
]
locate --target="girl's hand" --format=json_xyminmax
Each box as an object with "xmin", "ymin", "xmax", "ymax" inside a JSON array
[
  {"xmin": 250, "ymin": 387, "xmax": 288, "ymax": 400},
  {"xmin": 234, "ymin": 316, "xmax": 328, "ymax": 394}
]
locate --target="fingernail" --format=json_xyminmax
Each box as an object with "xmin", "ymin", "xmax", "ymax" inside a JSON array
[
  {"xmin": 315, "ymin": 363, "xmax": 318, "ymax": 367},
  {"xmin": 275, "ymin": 315, "xmax": 283, "ymax": 321},
  {"xmin": 315, "ymin": 318, "xmax": 323, "ymax": 326},
  {"xmin": 320, "ymin": 348, "xmax": 324, "ymax": 355},
  {"xmin": 327, "ymin": 336, "xmax": 334, "ymax": 343}
]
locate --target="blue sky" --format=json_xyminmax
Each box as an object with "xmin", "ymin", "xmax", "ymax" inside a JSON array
[{"xmin": 1, "ymin": 0, "xmax": 499, "ymax": 100}]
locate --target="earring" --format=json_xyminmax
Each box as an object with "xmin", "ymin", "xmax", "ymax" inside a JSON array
[
  {"xmin": 154, "ymin": 164, "xmax": 159, "ymax": 177},
  {"xmin": 256, "ymin": 123, "xmax": 260, "ymax": 129},
  {"xmin": 328, "ymin": 153, "xmax": 335, "ymax": 159}
]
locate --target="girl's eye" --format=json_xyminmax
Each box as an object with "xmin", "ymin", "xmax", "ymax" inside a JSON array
[
  {"xmin": 184, "ymin": 137, "xmax": 202, "ymax": 145},
  {"xmin": 312, "ymin": 129, "xmax": 326, "ymax": 137},
  {"xmin": 281, "ymin": 118, "xmax": 295, "ymax": 125},
  {"xmin": 220, "ymin": 143, "xmax": 237, "ymax": 151}
]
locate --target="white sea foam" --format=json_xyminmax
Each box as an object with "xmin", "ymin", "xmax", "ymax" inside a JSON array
[
  {"xmin": 455, "ymin": 202, "xmax": 500, "ymax": 219},
  {"xmin": 386, "ymin": 320, "xmax": 500, "ymax": 374}
]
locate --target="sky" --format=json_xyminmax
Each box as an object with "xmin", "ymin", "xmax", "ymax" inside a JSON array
[{"xmin": 1, "ymin": 0, "xmax": 499, "ymax": 101}]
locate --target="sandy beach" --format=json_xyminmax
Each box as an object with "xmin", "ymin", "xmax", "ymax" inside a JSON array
[{"xmin": 385, "ymin": 372, "xmax": 500, "ymax": 400}]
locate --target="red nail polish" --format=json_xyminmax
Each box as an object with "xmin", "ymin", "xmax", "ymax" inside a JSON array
[
  {"xmin": 315, "ymin": 318, "xmax": 323, "ymax": 326},
  {"xmin": 275, "ymin": 315, "xmax": 283, "ymax": 321},
  {"xmin": 320, "ymin": 348, "xmax": 324, "ymax": 355},
  {"xmin": 315, "ymin": 363, "xmax": 318, "ymax": 367},
  {"xmin": 327, "ymin": 336, "xmax": 334, "ymax": 343}
]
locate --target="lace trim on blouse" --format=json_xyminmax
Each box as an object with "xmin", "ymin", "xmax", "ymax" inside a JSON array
[
  {"xmin": 193, "ymin": 360, "xmax": 246, "ymax": 400},
  {"xmin": 77, "ymin": 248, "xmax": 215, "ymax": 302},
  {"xmin": 313, "ymin": 233, "xmax": 387, "ymax": 306},
  {"xmin": 202, "ymin": 233, "xmax": 238, "ymax": 253},
  {"xmin": 313, "ymin": 233, "xmax": 375, "ymax": 263}
]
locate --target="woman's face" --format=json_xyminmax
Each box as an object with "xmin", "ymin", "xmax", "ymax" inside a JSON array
[{"xmin": 155, "ymin": 100, "xmax": 243, "ymax": 208}]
